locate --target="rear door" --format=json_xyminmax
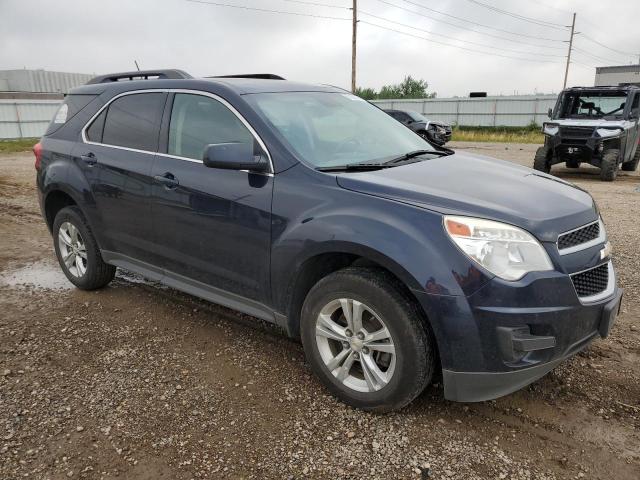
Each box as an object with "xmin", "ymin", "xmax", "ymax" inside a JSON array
[
  {"xmin": 149, "ymin": 92, "xmax": 273, "ymax": 305},
  {"xmin": 78, "ymin": 91, "xmax": 167, "ymax": 262},
  {"xmin": 625, "ymin": 92, "xmax": 640, "ymax": 161}
]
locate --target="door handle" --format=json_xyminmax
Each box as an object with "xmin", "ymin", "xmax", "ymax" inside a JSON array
[
  {"xmin": 154, "ymin": 172, "xmax": 179, "ymax": 189},
  {"xmin": 80, "ymin": 152, "xmax": 97, "ymax": 166}
]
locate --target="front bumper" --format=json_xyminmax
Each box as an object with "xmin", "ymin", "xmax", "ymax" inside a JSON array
[
  {"xmin": 412, "ymin": 262, "xmax": 622, "ymax": 402},
  {"xmin": 442, "ymin": 287, "xmax": 621, "ymax": 402}
]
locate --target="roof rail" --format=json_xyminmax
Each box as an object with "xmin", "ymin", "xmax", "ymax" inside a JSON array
[
  {"xmin": 210, "ymin": 74, "xmax": 285, "ymax": 80},
  {"xmin": 87, "ymin": 69, "xmax": 192, "ymax": 84}
]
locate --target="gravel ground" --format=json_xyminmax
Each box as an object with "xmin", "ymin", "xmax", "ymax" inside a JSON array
[{"xmin": 1, "ymin": 143, "xmax": 639, "ymax": 480}]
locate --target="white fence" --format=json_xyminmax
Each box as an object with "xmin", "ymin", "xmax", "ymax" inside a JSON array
[
  {"xmin": 0, "ymin": 99, "xmax": 61, "ymax": 139},
  {"xmin": 0, "ymin": 94, "xmax": 560, "ymax": 140},
  {"xmin": 371, "ymin": 95, "xmax": 558, "ymax": 127}
]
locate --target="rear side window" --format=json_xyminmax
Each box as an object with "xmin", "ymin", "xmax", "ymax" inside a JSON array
[
  {"xmin": 45, "ymin": 94, "xmax": 97, "ymax": 135},
  {"xmin": 168, "ymin": 93, "xmax": 254, "ymax": 160},
  {"xmin": 85, "ymin": 109, "xmax": 106, "ymax": 142},
  {"xmin": 101, "ymin": 93, "xmax": 166, "ymax": 151}
]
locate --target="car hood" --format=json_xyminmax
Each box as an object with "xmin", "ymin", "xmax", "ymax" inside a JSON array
[{"xmin": 335, "ymin": 151, "xmax": 597, "ymax": 242}]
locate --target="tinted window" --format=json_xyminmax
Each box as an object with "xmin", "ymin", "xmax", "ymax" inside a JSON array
[
  {"xmin": 86, "ymin": 108, "xmax": 106, "ymax": 142},
  {"xmin": 102, "ymin": 93, "xmax": 165, "ymax": 151},
  {"xmin": 168, "ymin": 93, "xmax": 254, "ymax": 160}
]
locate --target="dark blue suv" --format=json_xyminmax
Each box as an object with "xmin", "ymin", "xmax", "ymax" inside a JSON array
[{"xmin": 35, "ymin": 70, "xmax": 622, "ymax": 411}]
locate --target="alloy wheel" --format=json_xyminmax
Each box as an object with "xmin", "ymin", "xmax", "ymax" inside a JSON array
[
  {"xmin": 58, "ymin": 221, "xmax": 88, "ymax": 278},
  {"xmin": 315, "ymin": 298, "xmax": 396, "ymax": 393}
]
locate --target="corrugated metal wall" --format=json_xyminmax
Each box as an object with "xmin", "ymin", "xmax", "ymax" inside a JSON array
[
  {"xmin": 0, "ymin": 99, "xmax": 61, "ymax": 139},
  {"xmin": 1, "ymin": 94, "xmax": 559, "ymax": 140},
  {"xmin": 0, "ymin": 70, "xmax": 93, "ymax": 94},
  {"xmin": 371, "ymin": 95, "xmax": 558, "ymax": 127}
]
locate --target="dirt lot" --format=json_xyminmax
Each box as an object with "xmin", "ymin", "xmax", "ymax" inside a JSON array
[{"xmin": 1, "ymin": 143, "xmax": 639, "ymax": 480}]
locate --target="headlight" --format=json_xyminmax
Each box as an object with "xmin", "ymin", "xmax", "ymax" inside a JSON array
[
  {"xmin": 444, "ymin": 216, "xmax": 553, "ymax": 281},
  {"xmin": 596, "ymin": 128, "xmax": 622, "ymax": 138},
  {"xmin": 543, "ymin": 124, "xmax": 559, "ymax": 136}
]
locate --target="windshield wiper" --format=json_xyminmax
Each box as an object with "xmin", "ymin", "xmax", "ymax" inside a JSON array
[
  {"xmin": 385, "ymin": 149, "xmax": 451, "ymax": 164},
  {"xmin": 316, "ymin": 162, "xmax": 393, "ymax": 172}
]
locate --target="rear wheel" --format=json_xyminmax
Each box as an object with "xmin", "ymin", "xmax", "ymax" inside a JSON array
[
  {"xmin": 533, "ymin": 146, "xmax": 551, "ymax": 173},
  {"xmin": 621, "ymin": 147, "xmax": 640, "ymax": 171},
  {"xmin": 53, "ymin": 206, "xmax": 116, "ymax": 290},
  {"xmin": 300, "ymin": 267, "xmax": 435, "ymax": 412},
  {"xmin": 600, "ymin": 149, "xmax": 619, "ymax": 181}
]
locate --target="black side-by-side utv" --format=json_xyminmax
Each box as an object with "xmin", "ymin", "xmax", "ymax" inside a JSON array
[{"xmin": 534, "ymin": 85, "xmax": 640, "ymax": 181}]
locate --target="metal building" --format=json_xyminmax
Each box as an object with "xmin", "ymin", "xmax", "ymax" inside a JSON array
[
  {"xmin": 594, "ymin": 65, "xmax": 640, "ymax": 86},
  {"xmin": 0, "ymin": 69, "xmax": 93, "ymax": 94}
]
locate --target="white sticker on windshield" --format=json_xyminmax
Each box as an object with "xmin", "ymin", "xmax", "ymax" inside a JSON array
[
  {"xmin": 341, "ymin": 93, "xmax": 365, "ymax": 102},
  {"xmin": 53, "ymin": 103, "xmax": 68, "ymax": 124}
]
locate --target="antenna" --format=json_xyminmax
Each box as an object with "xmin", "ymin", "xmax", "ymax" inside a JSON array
[{"xmin": 134, "ymin": 60, "xmax": 140, "ymax": 71}]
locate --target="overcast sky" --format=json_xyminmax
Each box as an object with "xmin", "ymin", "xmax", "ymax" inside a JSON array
[{"xmin": 1, "ymin": 0, "xmax": 639, "ymax": 97}]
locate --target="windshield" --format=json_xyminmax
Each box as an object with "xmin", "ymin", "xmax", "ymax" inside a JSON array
[
  {"xmin": 407, "ymin": 111, "xmax": 427, "ymax": 122},
  {"xmin": 556, "ymin": 91, "xmax": 629, "ymax": 119},
  {"xmin": 245, "ymin": 91, "xmax": 434, "ymax": 168}
]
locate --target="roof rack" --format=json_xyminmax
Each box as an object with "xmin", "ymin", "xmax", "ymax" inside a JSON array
[
  {"xmin": 87, "ymin": 69, "xmax": 192, "ymax": 84},
  {"xmin": 210, "ymin": 74, "xmax": 285, "ymax": 80}
]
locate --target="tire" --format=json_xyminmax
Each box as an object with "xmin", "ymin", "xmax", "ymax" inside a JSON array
[
  {"xmin": 300, "ymin": 267, "xmax": 435, "ymax": 412},
  {"xmin": 53, "ymin": 206, "xmax": 115, "ymax": 290},
  {"xmin": 565, "ymin": 159, "xmax": 581, "ymax": 168},
  {"xmin": 621, "ymin": 147, "xmax": 640, "ymax": 171},
  {"xmin": 600, "ymin": 149, "xmax": 619, "ymax": 181},
  {"xmin": 533, "ymin": 146, "xmax": 551, "ymax": 173}
]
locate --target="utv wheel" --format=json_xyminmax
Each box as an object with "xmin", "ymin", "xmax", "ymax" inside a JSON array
[
  {"xmin": 565, "ymin": 159, "xmax": 581, "ymax": 168},
  {"xmin": 300, "ymin": 267, "xmax": 435, "ymax": 412},
  {"xmin": 621, "ymin": 147, "xmax": 640, "ymax": 172},
  {"xmin": 600, "ymin": 149, "xmax": 620, "ymax": 181},
  {"xmin": 53, "ymin": 206, "xmax": 115, "ymax": 290},
  {"xmin": 533, "ymin": 147, "xmax": 551, "ymax": 173}
]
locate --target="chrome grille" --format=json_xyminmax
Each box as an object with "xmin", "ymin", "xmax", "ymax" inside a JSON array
[
  {"xmin": 571, "ymin": 263, "xmax": 609, "ymax": 298},
  {"xmin": 558, "ymin": 222, "xmax": 600, "ymax": 251}
]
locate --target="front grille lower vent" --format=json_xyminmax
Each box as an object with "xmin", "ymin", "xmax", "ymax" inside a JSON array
[
  {"xmin": 558, "ymin": 222, "xmax": 600, "ymax": 251},
  {"xmin": 571, "ymin": 263, "xmax": 609, "ymax": 298}
]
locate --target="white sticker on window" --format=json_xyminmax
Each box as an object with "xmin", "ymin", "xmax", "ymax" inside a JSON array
[{"xmin": 53, "ymin": 103, "xmax": 68, "ymax": 124}]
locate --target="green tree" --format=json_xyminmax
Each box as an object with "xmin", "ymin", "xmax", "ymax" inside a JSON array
[{"xmin": 354, "ymin": 75, "xmax": 436, "ymax": 100}]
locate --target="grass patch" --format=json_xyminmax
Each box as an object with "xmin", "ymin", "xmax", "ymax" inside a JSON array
[
  {"xmin": 0, "ymin": 138, "xmax": 39, "ymax": 154},
  {"xmin": 452, "ymin": 126, "xmax": 544, "ymax": 144}
]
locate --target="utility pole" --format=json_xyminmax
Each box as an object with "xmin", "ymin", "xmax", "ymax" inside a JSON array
[
  {"xmin": 351, "ymin": 0, "xmax": 357, "ymax": 93},
  {"xmin": 562, "ymin": 12, "xmax": 576, "ymax": 89}
]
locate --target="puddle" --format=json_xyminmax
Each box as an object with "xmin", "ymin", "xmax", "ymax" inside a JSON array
[{"xmin": 0, "ymin": 261, "xmax": 73, "ymax": 291}]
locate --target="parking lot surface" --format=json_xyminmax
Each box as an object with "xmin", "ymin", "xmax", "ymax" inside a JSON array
[{"xmin": 1, "ymin": 142, "xmax": 639, "ymax": 479}]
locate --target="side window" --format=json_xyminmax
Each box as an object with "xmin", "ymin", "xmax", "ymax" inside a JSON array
[
  {"xmin": 85, "ymin": 108, "xmax": 106, "ymax": 142},
  {"xmin": 101, "ymin": 93, "xmax": 166, "ymax": 151},
  {"xmin": 632, "ymin": 94, "xmax": 639, "ymax": 109},
  {"xmin": 168, "ymin": 93, "xmax": 254, "ymax": 161}
]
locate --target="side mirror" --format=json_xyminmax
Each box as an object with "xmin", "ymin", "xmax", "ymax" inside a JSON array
[
  {"xmin": 203, "ymin": 142, "xmax": 269, "ymax": 173},
  {"xmin": 547, "ymin": 107, "xmax": 553, "ymax": 119}
]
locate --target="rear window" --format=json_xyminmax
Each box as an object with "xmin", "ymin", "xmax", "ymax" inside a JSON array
[
  {"xmin": 100, "ymin": 93, "xmax": 166, "ymax": 151},
  {"xmin": 45, "ymin": 94, "xmax": 97, "ymax": 135}
]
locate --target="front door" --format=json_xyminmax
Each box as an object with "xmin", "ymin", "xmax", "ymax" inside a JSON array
[
  {"xmin": 77, "ymin": 91, "xmax": 167, "ymax": 263},
  {"xmin": 150, "ymin": 92, "xmax": 273, "ymax": 305}
]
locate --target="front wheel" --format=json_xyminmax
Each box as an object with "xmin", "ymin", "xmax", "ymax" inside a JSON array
[
  {"xmin": 533, "ymin": 146, "xmax": 551, "ymax": 173},
  {"xmin": 600, "ymin": 149, "xmax": 620, "ymax": 181},
  {"xmin": 300, "ymin": 267, "xmax": 435, "ymax": 412}
]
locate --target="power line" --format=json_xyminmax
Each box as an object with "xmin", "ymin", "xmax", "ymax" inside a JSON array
[
  {"xmin": 279, "ymin": 0, "xmax": 350, "ymax": 10},
  {"xmin": 464, "ymin": 0, "xmax": 567, "ymax": 30},
  {"xmin": 572, "ymin": 46, "xmax": 632, "ymax": 66},
  {"xmin": 186, "ymin": 0, "xmax": 351, "ymax": 20},
  {"xmin": 358, "ymin": 9, "xmax": 565, "ymax": 57},
  {"xmin": 359, "ymin": 20, "xmax": 563, "ymax": 64},
  {"xmin": 371, "ymin": 0, "xmax": 567, "ymax": 48},
  {"xmin": 578, "ymin": 33, "xmax": 637, "ymax": 59}
]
